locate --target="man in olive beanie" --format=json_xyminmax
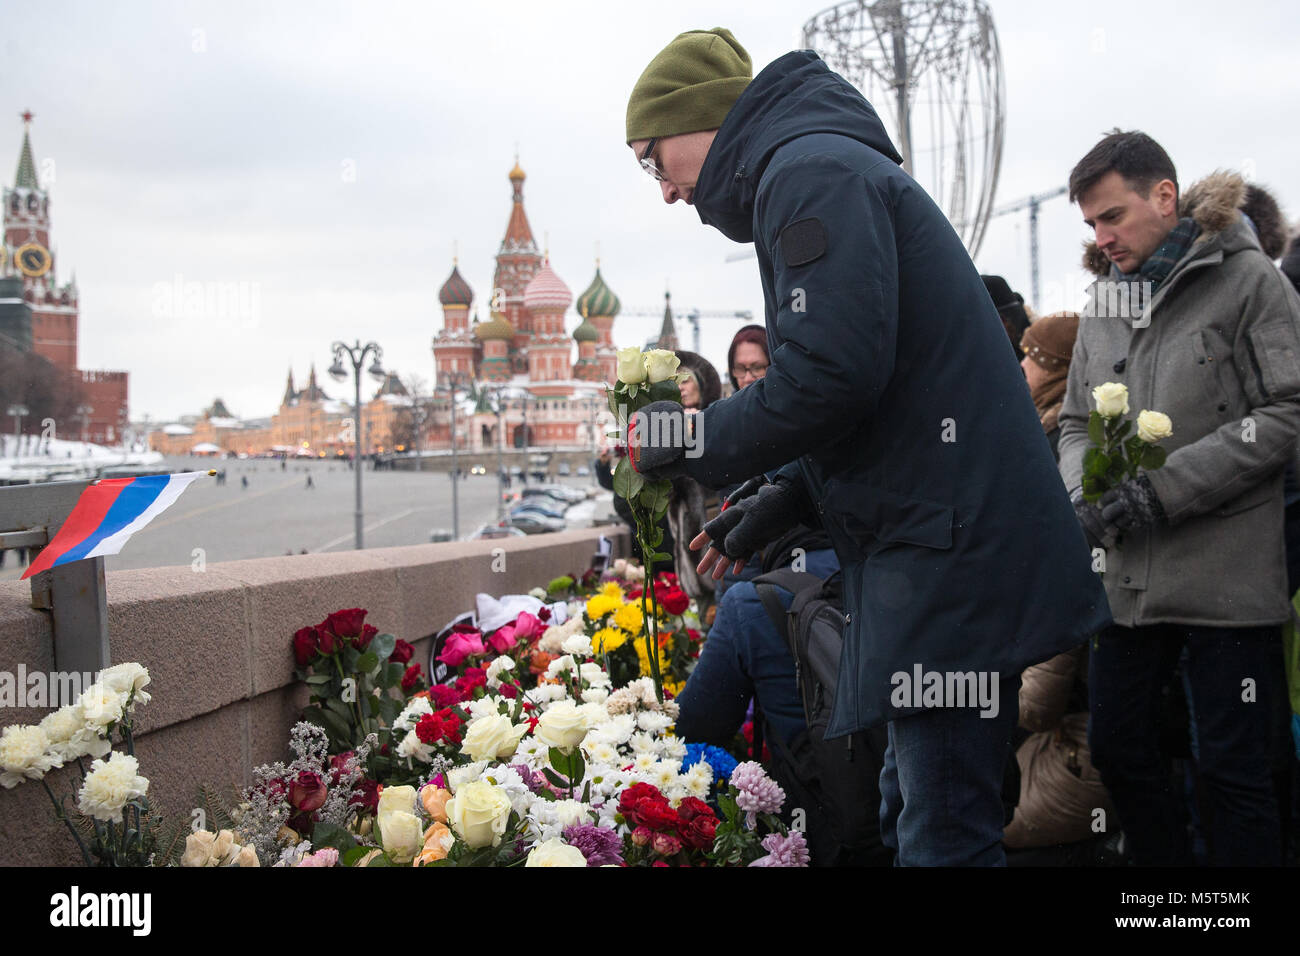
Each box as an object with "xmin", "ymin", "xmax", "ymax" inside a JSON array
[{"xmin": 623, "ymin": 30, "xmax": 1109, "ymax": 866}]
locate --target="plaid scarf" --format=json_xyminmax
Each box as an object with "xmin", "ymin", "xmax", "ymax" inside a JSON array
[{"xmin": 1111, "ymin": 216, "xmax": 1202, "ymax": 291}]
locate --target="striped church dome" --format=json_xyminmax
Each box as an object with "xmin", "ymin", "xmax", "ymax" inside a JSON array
[
  {"xmin": 523, "ymin": 260, "xmax": 572, "ymax": 313},
  {"xmin": 576, "ymin": 266, "xmax": 620, "ymax": 318},
  {"xmin": 438, "ymin": 264, "xmax": 474, "ymax": 307}
]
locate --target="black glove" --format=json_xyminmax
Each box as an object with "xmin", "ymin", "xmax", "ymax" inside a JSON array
[
  {"xmin": 701, "ymin": 477, "xmax": 813, "ymax": 560},
  {"xmin": 721, "ymin": 475, "xmax": 769, "ymax": 510},
  {"xmin": 1071, "ymin": 487, "xmax": 1114, "ymax": 550},
  {"xmin": 1100, "ymin": 475, "xmax": 1165, "ymax": 532},
  {"xmin": 629, "ymin": 400, "xmax": 689, "ymax": 480}
]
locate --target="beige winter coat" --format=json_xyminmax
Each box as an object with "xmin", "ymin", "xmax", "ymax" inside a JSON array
[{"xmin": 1058, "ymin": 172, "xmax": 1300, "ymax": 628}]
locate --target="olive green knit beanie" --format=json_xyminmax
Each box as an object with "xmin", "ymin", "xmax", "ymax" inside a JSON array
[{"xmin": 625, "ymin": 28, "xmax": 752, "ymax": 144}]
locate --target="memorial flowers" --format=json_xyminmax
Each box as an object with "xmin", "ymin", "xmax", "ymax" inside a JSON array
[{"xmin": 1080, "ymin": 382, "xmax": 1173, "ymax": 502}]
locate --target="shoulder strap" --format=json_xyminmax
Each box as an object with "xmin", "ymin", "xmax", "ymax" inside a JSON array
[{"xmin": 752, "ymin": 568, "xmax": 825, "ymax": 649}]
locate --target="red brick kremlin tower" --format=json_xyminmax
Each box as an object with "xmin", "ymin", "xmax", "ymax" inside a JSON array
[{"xmin": 2, "ymin": 112, "xmax": 128, "ymax": 444}]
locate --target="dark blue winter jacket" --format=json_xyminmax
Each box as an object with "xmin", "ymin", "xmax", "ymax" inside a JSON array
[{"xmin": 681, "ymin": 50, "xmax": 1112, "ymax": 735}]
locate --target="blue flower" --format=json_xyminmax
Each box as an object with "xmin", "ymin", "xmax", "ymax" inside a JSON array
[{"xmin": 681, "ymin": 743, "xmax": 738, "ymax": 783}]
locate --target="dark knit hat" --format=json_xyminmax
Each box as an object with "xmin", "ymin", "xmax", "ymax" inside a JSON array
[
  {"xmin": 1020, "ymin": 312, "xmax": 1080, "ymax": 372},
  {"xmin": 673, "ymin": 349, "xmax": 722, "ymax": 409},
  {"xmin": 981, "ymin": 274, "xmax": 1030, "ymax": 359},
  {"xmin": 626, "ymin": 28, "xmax": 752, "ymax": 144}
]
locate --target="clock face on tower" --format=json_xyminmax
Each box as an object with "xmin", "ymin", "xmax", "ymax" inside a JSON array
[{"xmin": 16, "ymin": 242, "xmax": 51, "ymax": 278}]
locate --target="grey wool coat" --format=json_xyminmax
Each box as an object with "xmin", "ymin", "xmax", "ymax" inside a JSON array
[{"xmin": 1058, "ymin": 171, "xmax": 1300, "ymax": 628}]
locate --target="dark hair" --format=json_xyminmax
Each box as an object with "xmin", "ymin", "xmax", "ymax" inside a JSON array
[
  {"xmin": 1068, "ymin": 129, "xmax": 1178, "ymax": 205},
  {"xmin": 726, "ymin": 324, "xmax": 769, "ymax": 390}
]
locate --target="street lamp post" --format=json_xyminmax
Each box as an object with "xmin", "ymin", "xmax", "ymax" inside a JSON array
[
  {"xmin": 7, "ymin": 404, "xmax": 28, "ymax": 458},
  {"xmin": 410, "ymin": 395, "xmax": 429, "ymax": 472},
  {"xmin": 329, "ymin": 340, "xmax": 386, "ymax": 550},
  {"xmin": 75, "ymin": 404, "xmax": 94, "ymax": 444},
  {"xmin": 435, "ymin": 371, "xmax": 469, "ymax": 539}
]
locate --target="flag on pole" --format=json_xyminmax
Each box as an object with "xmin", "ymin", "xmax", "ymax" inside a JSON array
[{"xmin": 21, "ymin": 471, "xmax": 210, "ymax": 580}]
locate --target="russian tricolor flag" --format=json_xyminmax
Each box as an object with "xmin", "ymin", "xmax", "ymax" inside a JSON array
[{"xmin": 21, "ymin": 471, "xmax": 209, "ymax": 580}]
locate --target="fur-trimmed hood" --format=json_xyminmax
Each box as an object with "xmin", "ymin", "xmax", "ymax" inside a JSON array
[{"xmin": 1081, "ymin": 170, "xmax": 1279, "ymax": 276}]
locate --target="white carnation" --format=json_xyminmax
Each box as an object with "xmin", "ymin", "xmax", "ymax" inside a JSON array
[
  {"xmin": 392, "ymin": 696, "xmax": 432, "ymax": 733},
  {"xmin": 76, "ymin": 683, "xmax": 126, "ymax": 731},
  {"xmin": 581, "ymin": 687, "xmax": 610, "ymax": 706},
  {"xmin": 97, "ymin": 663, "xmax": 152, "ymax": 710},
  {"xmin": 0, "ymin": 724, "xmax": 61, "ymax": 788},
  {"xmin": 77, "ymin": 752, "xmax": 148, "ymax": 821},
  {"xmin": 561, "ymin": 632, "xmax": 593, "ymax": 658},
  {"xmin": 485, "ymin": 655, "xmax": 517, "ymax": 688}
]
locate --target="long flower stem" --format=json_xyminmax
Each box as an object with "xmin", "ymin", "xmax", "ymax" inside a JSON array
[{"xmin": 42, "ymin": 778, "xmax": 94, "ymax": 866}]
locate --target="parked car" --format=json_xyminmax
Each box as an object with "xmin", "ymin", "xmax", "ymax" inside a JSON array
[
  {"xmin": 557, "ymin": 462, "xmax": 571, "ymax": 476},
  {"xmin": 524, "ymin": 485, "xmax": 585, "ymax": 503},
  {"xmin": 576, "ymin": 465, "xmax": 590, "ymax": 476},
  {"xmin": 429, "ymin": 528, "xmax": 455, "ymax": 542},
  {"xmin": 511, "ymin": 502, "xmax": 567, "ymax": 521},
  {"xmin": 504, "ymin": 512, "xmax": 564, "ymax": 535},
  {"xmin": 470, "ymin": 464, "xmax": 486, "ymax": 475},
  {"xmin": 468, "ymin": 523, "xmax": 526, "ymax": 540}
]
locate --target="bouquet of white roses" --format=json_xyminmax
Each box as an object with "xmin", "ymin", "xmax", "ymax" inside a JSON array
[{"xmin": 1081, "ymin": 382, "xmax": 1173, "ymax": 503}]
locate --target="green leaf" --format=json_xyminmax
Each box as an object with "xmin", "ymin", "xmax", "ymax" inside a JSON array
[
  {"xmin": 1087, "ymin": 411, "xmax": 1105, "ymax": 445},
  {"xmin": 342, "ymin": 846, "xmax": 371, "ymax": 866},
  {"xmin": 647, "ymin": 379, "xmax": 682, "ymax": 404},
  {"xmin": 1140, "ymin": 445, "xmax": 1167, "ymax": 469},
  {"xmin": 1115, "ymin": 419, "xmax": 1132, "ymax": 440},
  {"xmin": 542, "ymin": 768, "xmax": 569, "ymax": 789},
  {"xmin": 356, "ymin": 651, "xmax": 379, "ymax": 674},
  {"xmin": 612, "ymin": 454, "xmax": 645, "ymax": 500},
  {"xmin": 310, "ymin": 822, "xmax": 359, "ymax": 854},
  {"xmin": 341, "ymin": 646, "xmax": 361, "ymax": 673},
  {"xmin": 304, "ymin": 674, "xmax": 332, "ymax": 686},
  {"xmin": 370, "ymin": 633, "xmax": 396, "ymax": 662}
]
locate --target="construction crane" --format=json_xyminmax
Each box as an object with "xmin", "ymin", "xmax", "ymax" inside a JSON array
[
  {"xmin": 725, "ymin": 185, "xmax": 1068, "ymax": 309},
  {"xmin": 620, "ymin": 291, "xmax": 754, "ymax": 354}
]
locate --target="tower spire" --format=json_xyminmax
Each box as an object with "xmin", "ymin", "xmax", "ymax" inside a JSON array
[{"xmin": 15, "ymin": 110, "xmax": 39, "ymax": 189}]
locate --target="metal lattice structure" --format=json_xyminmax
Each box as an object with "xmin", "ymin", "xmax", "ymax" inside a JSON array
[{"xmin": 802, "ymin": 0, "xmax": 1006, "ymax": 258}]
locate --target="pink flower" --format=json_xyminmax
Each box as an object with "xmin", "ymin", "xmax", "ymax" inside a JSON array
[
  {"xmin": 296, "ymin": 847, "xmax": 340, "ymax": 867},
  {"xmin": 651, "ymin": 832, "xmax": 682, "ymax": 856},
  {"xmin": 438, "ymin": 631, "xmax": 485, "ymax": 667},
  {"xmin": 512, "ymin": 611, "xmax": 541, "ymax": 642},
  {"xmin": 630, "ymin": 826, "xmax": 653, "ymax": 847},
  {"xmin": 487, "ymin": 626, "xmax": 518, "ymax": 654},
  {"xmin": 748, "ymin": 830, "xmax": 811, "ymax": 868}
]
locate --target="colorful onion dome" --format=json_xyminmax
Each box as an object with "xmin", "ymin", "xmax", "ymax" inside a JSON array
[
  {"xmin": 475, "ymin": 310, "xmax": 515, "ymax": 341},
  {"xmin": 523, "ymin": 260, "xmax": 572, "ymax": 313},
  {"xmin": 509, "ymin": 160, "xmax": 526, "ymax": 182},
  {"xmin": 438, "ymin": 264, "xmax": 474, "ymax": 307},
  {"xmin": 572, "ymin": 317, "xmax": 599, "ymax": 343},
  {"xmin": 576, "ymin": 267, "xmax": 620, "ymax": 318}
]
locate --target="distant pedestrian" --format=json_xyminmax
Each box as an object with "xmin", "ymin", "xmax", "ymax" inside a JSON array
[
  {"xmin": 306, "ymin": 474, "xmax": 314, "ymax": 489},
  {"xmin": 241, "ymin": 475, "xmax": 249, "ymax": 489}
]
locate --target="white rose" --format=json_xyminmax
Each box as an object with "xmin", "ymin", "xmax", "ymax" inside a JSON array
[
  {"xmin": 377, "ymin": 783, "xmax": 416, "ymax": 819},
  {"xmin": 616, "ymin": 347, "xmax": 647, "ymax": 384},
  {"xmin": 181, "ymin": 830, "xmax": 218, "ymax": 867},
  {"xmin": 1136, "ymin": 409, "xmax": 1173, "ymax": 443},
  {"xmin": 460, "ymin": 713, "xmax": 528, "ymax": 762},
  {"xmin": 379, "ymin": 810, "xmax": 424, "ymax": 864},
  {"xmin": 446, "ymin": 780, "xmax": 513, "ymax": 849},
  {"xmin": 1092, "ymin": 382, "xmax": 1130, "ymax": 419},
  {"xmin": 77, "ymin": 752, "xmax": 148, "ymax": 822},
  {"xmin": 534, "ymin": 700, "xmax": 592, "ymax": 753},
  {"xmin": 235, "ymin": 843, "xmax": 260, "ymax": 867},
  {"xmin": 524, "ymin": 837, "xmax": 588, "ymax": 867},
  {"xmin": 642, "ymin": 349, "xmax": 681, "ymax": 384}
]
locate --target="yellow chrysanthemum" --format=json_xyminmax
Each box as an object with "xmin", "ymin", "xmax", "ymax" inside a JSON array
[
  {"xmin": 613, "ymin": 603, "xmax": 644, "ymax": 634},
  {"xmin": 585, "ymin": 594, "xmax": 621, "ymax": 621},
  {"xmin": 600, "ymin": 582, "xmax": 625, "ymax": 600},
  {"xmin": 592, "ymin": 627, "xmax": 628, "ymax": 654}
]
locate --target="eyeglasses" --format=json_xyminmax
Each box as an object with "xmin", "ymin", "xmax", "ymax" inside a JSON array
[
  {"xmin": 731, "ymin": 363, "xmax": 769, "ymax": 381},
  {"xmin": 639, "ymin": 137, "xmax": 666, "ymax": 182}
]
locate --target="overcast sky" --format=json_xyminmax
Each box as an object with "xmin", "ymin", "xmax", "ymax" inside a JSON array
[{"xmin": 4, "ymin": 0, "xmax": 1297, "ymax": 423}]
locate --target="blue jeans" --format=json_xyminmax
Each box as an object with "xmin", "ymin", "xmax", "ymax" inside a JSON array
[
  {"xmin": 675, "ymin": 549, "xmax": 841, "ymax": 748},
  {"xmin": 1089, "ymin": 623, "xmax": 1282, "ymax": 866},
  {"xmin": 878, "ymin": 674, "xmax": 1021, "ymax": 866}
]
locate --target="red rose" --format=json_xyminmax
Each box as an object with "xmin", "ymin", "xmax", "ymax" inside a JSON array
[
  {"xmin": 327, "ymin": 752, "xmax": 355, "ymax": 786},
  {"xmin": 686, "ymin": 628, "xmax": 702, "ymax": 643},
  {"xmin": 349, "ymin": 777, "xmax": 380, "ymax": 814},
  {"xmin": 316, "ymin": 627, "xmax": 339, "ymax": 656},
  {"xmin": 390, "ymin": 639, "xmax": 414, "ymax": 664},
  {"xmin": 293, "ymin": 626, "xmax": 320, "ymax": 666},
  {"xmin": 322, "ymin": 607, "xmax": 368, "ymax": 640},
  {"xmin": 661, "ymin": 589, "xmax": 690, "ymax": 615},
  {"xmin": 401, "ymin": 664, "xmax": 423, "ymax": 692},
  {"xmin": 356, "ymin": 623, "xmax": 378, "ymax": 650},
  {"xmin": 287, "ymin": 770, "xmax": 328, "ymax": 813},
  {"xmin": 680, "ymin": 813, "xmax": 719, "ymax": 849},
  {"xmin": 675, "ymin": 796, "xmax": 713, "ymax": 823},
  {"xmin": 637, "ymin": 800, "xmax": 680, "ymax": 832}
]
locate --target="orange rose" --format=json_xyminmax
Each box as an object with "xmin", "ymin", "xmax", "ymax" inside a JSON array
[
  {"xmin": 529, "ymin": 651, "xmax": 555, "ymax": 677},
  {"xmin": 420, "ymin": 785, "xmax": 452, "ymax": 823},
  {"xmin": 414, "ymin": 822, "xmax": 454, "ymax": 866}
]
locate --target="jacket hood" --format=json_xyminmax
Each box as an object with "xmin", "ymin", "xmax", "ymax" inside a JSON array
[
  {"xmin": 1082, "ymin": 169, "xmax": 1267, "ymax": 277},
  {"xmin": 692, "ymin": 50, "xmax": 902, "ymax": 243}
]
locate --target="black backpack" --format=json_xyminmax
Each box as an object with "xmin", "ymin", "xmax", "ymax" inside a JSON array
[{"xmin": 752, "ymin": 566, "xmax": 893, "ymax": 866}]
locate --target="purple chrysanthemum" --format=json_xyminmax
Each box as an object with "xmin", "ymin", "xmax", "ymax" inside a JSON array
[
  {"xmin": 511, "ymin": 763, "xmax": 546, "ymax": 794},
  {"xmin": 562, "ymin": 823, "xmax": 624, "ymax": 867},
  {"xmin": 730, "ymin": 761, "xmax": 786, "ymax": 826},
  {"xmin": 748, "ymin": 830, "xmax": 811, "ymax": 868}
]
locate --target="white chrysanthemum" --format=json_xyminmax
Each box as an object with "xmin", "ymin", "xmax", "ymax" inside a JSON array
[
  {"xmin": 97, "ymin": 663, "xmax": 152, "ymax": 710},
  {"xmin": 396, "ymin": 728, "xmax": 434, "ymax": 764},
  {"xmin": 392, "ymin": 697, "xmax": 432, "ymax": 733},
  {"xmin": 76, "ymin": 683, "xmax": 126, "ymax": 731},
  {"xmin": 77, "ymin": 751, "xmax": 148, "ymax": 821},
  {"xmin": 446, "ymin": 760, "xmax": 489, "ymax": 792},
  {"xmin": 514, "ymin": 736, "xmax": 549, "ymax": 765},
  {"xmin": 636, "ymin": 711, "xmax": 674, "ymax": 734},
  {"xmin": 0, "ymin": 724, "xmax": 61, "ymax": 788},
  {"xmin": 597, "ymin": 714, "xmax": 636, "ymax": 745},
  {"xmin": 527, "ymin": 683, "xmax": 568, "ymax": 704},
  {"xmin": 561, "ymin": 632, "xmax": 593, "ymax": 659},
  {"xmin": 485, "ymin": 655, "xmax": 517, "ymax": 688},
  {"xmin": 579, "ymin": 662, "xmax": 611, "ymax": 688},
  {"xmin": 649, "ymin": 760, "xmax": 681, "ymax": 792},
  {"xmin": 481, "ymin": 765, "xmax": 534, "ymax": 815},
  {"xmin": 659, "ymin": 734, "xmax": 687, "ymax": 763},
  {"xmin": 684, "ymin": 760, "xmax": 714, "ymax": 793},
  {"xmin": 629, "ymin": 731, "xmax": 662, "ymax": 755},
  {"xmin": 632, "ymin": 752, "xmax": 657, "ymax": 772},
  {"xmin": 585, "ymin": 741, "xmax": 619, "ymax": 766},
  {"xmin": 544, "ymin": 654, "xmax": 577, "ymax": 681},
  {"xmin": 581, "ymin": 687, "xmax": 610, "ymax": 706}
]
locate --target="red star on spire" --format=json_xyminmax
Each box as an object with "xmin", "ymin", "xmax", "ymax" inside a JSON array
[{"xmin": 21, "ymin": 110, "xmax": 34, "ymax": 125}]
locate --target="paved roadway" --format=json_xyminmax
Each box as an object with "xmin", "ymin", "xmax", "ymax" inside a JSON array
[{"xmin": 0, "ymin": 455, "xmax": 611, "ymax": 579}]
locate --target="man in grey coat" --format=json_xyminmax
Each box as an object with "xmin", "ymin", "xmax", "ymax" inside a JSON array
[{"xmin": 1062, "ymin": 130, "xmax": 1300, "ymax": 865}]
